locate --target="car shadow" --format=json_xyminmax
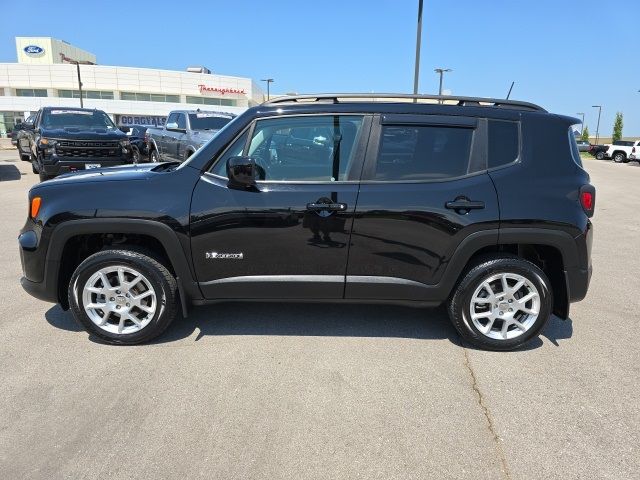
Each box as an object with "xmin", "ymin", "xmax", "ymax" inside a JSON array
[
  {"xmin": 0, "ymin": 164, "xmax": 23, "ymax": 181},
  {"xmin": 45, "ymin": 302, "xmax": 571, "ymax": 351}
]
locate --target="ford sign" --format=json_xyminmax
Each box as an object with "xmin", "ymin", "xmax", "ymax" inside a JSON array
[{"xmin": 24, "ymin": 45, "xmax": 44, "ymax": 55}]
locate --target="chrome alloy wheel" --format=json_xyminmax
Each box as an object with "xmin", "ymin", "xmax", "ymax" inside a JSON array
[
  {"xmin": 469, "ymin": 273, "xmax": 541, "ymax": 340},
  {"xmin": 81, "ymin": 266, "xmax": 157, "ymax": 335}
]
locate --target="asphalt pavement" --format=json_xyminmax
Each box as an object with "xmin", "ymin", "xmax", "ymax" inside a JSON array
[{"xmin": 0, "ymin": 150, "xmax": 638, "ymax": 479}]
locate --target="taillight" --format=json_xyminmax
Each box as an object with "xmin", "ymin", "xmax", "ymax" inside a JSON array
[
  {"xmin": 30, "ymin": 196, "xmax": 42, "ymax": 219},
  {"xmin": 579, "ymin": 185, "xmax": 595, "ymax": 217}
]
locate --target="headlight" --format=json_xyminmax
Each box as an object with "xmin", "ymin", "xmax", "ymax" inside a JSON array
[{"xmin": 39, "ymin": 138, "xmax": 56, "ymax": 148}]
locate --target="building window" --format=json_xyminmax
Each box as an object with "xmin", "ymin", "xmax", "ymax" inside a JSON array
[
  {"xmin": 58, "ymin": 89, "xmax": 114, "ymax": 100},
  {"xmin": 120, "ymin": 92, "xmax": 179, "ymax": 103},
  {"xmin": 186, "ymin": 95, "xmax": 236, "ymax": 106},
  {"xmin": 0, "ymin": 111, "xmax": 26, "ymax": 138},
  {"xmin": 16, "ymin": 88, "xmax": 48, "ymax": 97}
]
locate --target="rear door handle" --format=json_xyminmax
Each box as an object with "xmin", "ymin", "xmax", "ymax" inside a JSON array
[
  {"xmin": 445, "ymin": 198, "xmax": 485, "ymax": 211},
  {"xmin": 306, "ymin": 202, "xmax": 348, "ymax": 212}
]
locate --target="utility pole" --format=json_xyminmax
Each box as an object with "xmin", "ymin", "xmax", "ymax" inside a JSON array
[
  {"xmin": 261, "ymin": 78, "xmax": 274, "ymax": 101},
  {"xmin": 592, "ymin": 105, "xmax": 602, "ymax": 145},
  {"xmin": 434, "ymin": 68, "xmax": 452, "ymax": 103},
  {"xmin": 576, "ymin": 112, "xmax": 585, "ymax": 135},
  {"xmin": 412, "ymin": 0, "xmax": 424, "ymax": 102}
]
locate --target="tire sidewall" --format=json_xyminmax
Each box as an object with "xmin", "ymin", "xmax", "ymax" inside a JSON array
[
  {"xmin": 452, "ymin": 259, "xmax": 553, "ymax": 350},
  {"xmin": 69, "ymin": 252, "xmax": 172, "ymax": 344},
  {"xmin": 613, "ymin": 153, "xmax": 625, "ymax": 163}
]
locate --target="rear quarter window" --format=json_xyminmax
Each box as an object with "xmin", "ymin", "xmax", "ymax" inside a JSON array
[{"xmin": 487, "ymin": 120, "xmax": 519, "ymax": 168}]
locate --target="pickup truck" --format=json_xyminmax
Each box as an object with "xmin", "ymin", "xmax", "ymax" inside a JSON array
[
  {"xmin": 146, "ymin": 110, "xmax": 235, "ymax": 162},
  {"xmin": 603, "ymin": 139, "xmax": 640, "ymax": 163},
  {"xmin": 16, "ymin": 107, "xmax": 132, "ymax": 181}
]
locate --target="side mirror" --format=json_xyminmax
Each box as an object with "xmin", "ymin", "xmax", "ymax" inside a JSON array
[
  {"xmin": 119, "ymin": 126, "xmax": 130, "ymax": 133},
  {"xmin": 227, "ymin": 156, "xmax": 257, "ymax": 188},
  {"xmin": 166, "ymin": 122, "xmax": 185, "ymax": 133}
]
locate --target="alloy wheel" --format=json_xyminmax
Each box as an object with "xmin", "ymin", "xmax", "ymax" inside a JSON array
[
  {"xmin": 81, "ymin": 265, "xmax": 157, "ymax": 335},
  {"xmin": 469, "ymin": 272, "xmax": 541, "ymax": 340}
]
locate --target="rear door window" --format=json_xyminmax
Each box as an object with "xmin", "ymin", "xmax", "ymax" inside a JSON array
[{"xmin": 374, "ymin": 125, "xmax": 474, "ymax": 181}]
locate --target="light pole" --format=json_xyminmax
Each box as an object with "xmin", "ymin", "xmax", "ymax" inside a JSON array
[
  {"xmin": 434, "ymin": 68, "xmax": 452, "ymax": 103},
  {"xmin": 413, "ymin": 0, "xmax": 424, "ymax": 101},
  {"xmin": 592, "ymin": 105, "xmax": 602, "ymax": 145},
  {"xmin": 576, "ymin": 112, "xmax": 585, "ymax": 135},
  {"xmin": 261, "ymin": 78, "xmax": 274, "ymax": 101}
]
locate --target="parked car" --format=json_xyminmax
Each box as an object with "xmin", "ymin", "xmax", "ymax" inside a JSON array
[
  {"xmin": 146, "ymin": 110, "xmax": 235, "ymax": 163},
  {"xmin": 18, "ymin": 93, "xmax": 594, "ymax": 351},
  {"xmin": 10, "ymin": 117, "xmax": 29, "ymax": 147},
  {"xmin": 576, "ymin": 140, "xmax": 591, "ymax": 152},
  {"xmin": 603, "ymin": 140, "xmax": 640, "ymax": 163},
  {"xmin": 16, "ymin": 107, "xmax": 132, "ymax": 181},
  {"xmin": 121, "ymin": 124, "xmax": 152, "ymax": 163},
  {"xmin": 588, "ymin": 144, "xmax": 608, "ymax": 160}
]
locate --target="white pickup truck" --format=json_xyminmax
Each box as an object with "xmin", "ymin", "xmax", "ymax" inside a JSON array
[{"xmin": 604, "ymin": 140, "xmax": 640, "ymax": 163}]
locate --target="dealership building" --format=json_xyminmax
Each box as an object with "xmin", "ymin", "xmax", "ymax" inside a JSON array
[{"xmin": 0, "ymin": 37, "xmax": 266, "ymax": 137}]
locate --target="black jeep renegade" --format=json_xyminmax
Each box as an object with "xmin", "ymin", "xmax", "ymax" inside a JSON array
[{"xmin": 18, "ymin": 94, "xmax": 594, "ymax": 350}]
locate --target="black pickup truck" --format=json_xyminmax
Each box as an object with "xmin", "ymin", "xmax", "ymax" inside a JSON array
[{"xmin": 16, "ymin": 107, "xmax": 132, "ymax": 181}]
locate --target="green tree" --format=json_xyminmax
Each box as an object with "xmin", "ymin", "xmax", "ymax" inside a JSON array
[
  {"xmin": 581, "ymin": 125, "xmax": 590, "ymax": 142},
  {"xmin": 612, "ymin": 112, "xmax": 624, "ymax": 142}
]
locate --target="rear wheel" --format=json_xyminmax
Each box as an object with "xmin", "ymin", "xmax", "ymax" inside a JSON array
[
  {"xmin": 68, "ymin": 249, "xmax": 178, "ymax": 345},
  {"xmin": 448, "ymin": 256, "xmax": 553, "ymax": 351},
  {"xmin": 595, "ymin": 151, "xmax": 605, "ymax": 160}
]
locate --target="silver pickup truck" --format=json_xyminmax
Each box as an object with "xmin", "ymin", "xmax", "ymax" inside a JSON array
[{"xmin": 146, "ymin": 110, "xmax": 236, "ymax": 162}]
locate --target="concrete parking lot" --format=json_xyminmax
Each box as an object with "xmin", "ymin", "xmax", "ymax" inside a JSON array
[{"xmin": 0, "ymin": 149, "xmax": 638, "ymax": 479}]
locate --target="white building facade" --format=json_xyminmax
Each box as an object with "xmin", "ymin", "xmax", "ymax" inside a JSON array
[{"xmin": 0, "ymin": 37, "xmax": 265, "ymax": 136}]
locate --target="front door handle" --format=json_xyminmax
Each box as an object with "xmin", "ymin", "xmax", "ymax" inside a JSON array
[
  {"xmin": 445, "ymin": 197, "xmax": 485, "ymax": 212},
  {"xmin": 306, "ymin": 202, "xmax": 348, "ymax": 212}
]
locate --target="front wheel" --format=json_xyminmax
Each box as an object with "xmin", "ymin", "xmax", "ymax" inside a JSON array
[
  {"xmin": 613, "ymin": 152, "xmax": 626, "ymax": 163},
  {"xmin": 68, "ymin": 249, "xmax": 178, "ymax": 345},
  {"xmin": 448, "ymin": 256, "xmax": 553, "ymax": 351},
  {"xmin": 150, "ymin": 149, "xmax": 160, "ymax": 162},
  {"xmin": 132, "ymin": 146, "xmax": 141, "ymax": 164}
]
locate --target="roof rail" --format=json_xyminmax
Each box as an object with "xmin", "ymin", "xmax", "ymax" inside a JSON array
[{"xmin": 263, "ymin": 93, "xmax": 546, "ymax": 112}]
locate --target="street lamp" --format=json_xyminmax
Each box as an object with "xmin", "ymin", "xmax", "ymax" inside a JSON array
[
  {"xmin": 576, "ymin": 112, "xmax": 585, "ymax": 135},
  {"xmin": 592, "ymin": 105, "xmax": 602, "ymax": 145},
  {"xmin": 261, "ymin": 78, "xmax": 274, "ymax": 101},
  {"xmin": 434, "ymin": 68, "xmax": 452, "ymax": 103},
  {"xmin": 413, "ymin": 0, "xmax": 424, "ymax": 101}
]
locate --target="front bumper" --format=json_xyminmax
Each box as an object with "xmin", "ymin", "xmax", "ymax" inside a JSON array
[{"xmin": 41, "ymin": 157, "xmax": 131, "ymax": 176}]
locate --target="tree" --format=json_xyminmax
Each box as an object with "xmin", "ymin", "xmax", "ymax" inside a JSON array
[
  {"xmin": 581, "ymin": 125, "xmax": 590, "ymax": 142},
  {"xmin": 612, "ymin": 112, "xmax": 623, "ymax": 142}
]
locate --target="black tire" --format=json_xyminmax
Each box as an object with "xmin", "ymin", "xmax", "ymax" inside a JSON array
[
  {"xmin": 613, "ymin": 152, "xmax": 626, "ymax": 163},
  {"xmin": 132, "ymin": 146, "xmax": 141, "ymax": 164},
  {"xmin": 68, "ymin": 249, "xmax": 178, "ymax": 345},
  {"xmin": 447, "ymin": 256, "xmax": 553, "ymax": 351},
  {"xmin": 595, "ymin": 151, "xmax": 605, "ymax": 160},
  {"xmin": 150, "ymin": 149, "xmax": 160, "ymax": 162},
  {"xmin": 39, "ymin": 171, "xmax": 52, "ymax": 182},
  {"xmin": 32, "ymin": 162, "xmax": 38, "ymax": 174}
]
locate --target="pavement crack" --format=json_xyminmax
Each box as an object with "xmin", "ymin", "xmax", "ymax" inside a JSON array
[{"xmin": 462, "ymin": 347, "xmax": 511, "ymax": 480}]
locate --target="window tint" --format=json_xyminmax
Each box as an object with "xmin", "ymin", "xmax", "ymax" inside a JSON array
[
  {"xmin": 211, "ymin": 130, "xmax": 250, "ymax": 176},
  {"xmin": 488, "ymin": 120, "xmax": 519, "ymax": 168},
  {"xmin": 176, "ymin": 114, "xmax": 186, "ymax": 129},
  {"xmin": 244, "ymin": 115, "xmax": 364, "ymax": 181},
  {"xmin": 375, "ymin": 125, "xmax": 473, "ymax": 181},
  {"xmin": 166, "ymin": 113, "xmax": 178, "ymax": 125}
]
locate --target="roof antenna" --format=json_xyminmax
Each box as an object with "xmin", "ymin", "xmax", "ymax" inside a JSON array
[{"xmin": 506, "ymin": 81, "xmax": 515, "ymax": 99}]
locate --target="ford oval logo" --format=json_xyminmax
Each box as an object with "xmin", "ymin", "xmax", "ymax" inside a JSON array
[{"xmin": 24, "ymin": 45, "xmax": 44, "ymax": 55}]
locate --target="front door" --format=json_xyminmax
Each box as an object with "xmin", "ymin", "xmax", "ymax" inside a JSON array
[
  {"xmin": 345, "ymin": 114, "xmax": 500, "ymax": 300},
  {"xmin": 190, "ymin": 113, "xmax": 371, "ymax": 299}
]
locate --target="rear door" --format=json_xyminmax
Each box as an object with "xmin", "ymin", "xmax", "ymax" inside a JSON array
[
  {"xmin": 190, "ymin": 113, "xmax": 372, "ymax": 299},
  {"xmin": 345, "ymin": 114, "xmax": 500, "ymax": 301}
]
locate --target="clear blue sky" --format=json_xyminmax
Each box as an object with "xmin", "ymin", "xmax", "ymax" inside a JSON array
[{"xmin": 1, "ymin": 0, "xmax": 638, "ymax": 135}]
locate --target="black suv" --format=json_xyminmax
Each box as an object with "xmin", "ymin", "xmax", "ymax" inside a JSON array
[
  {"xmin": 18, "ymin": 94, "xmax": 595, "ymax": 350},
  {"xmin": 16, "ymin": 107, "xmax": 132, "ymax": 181}
]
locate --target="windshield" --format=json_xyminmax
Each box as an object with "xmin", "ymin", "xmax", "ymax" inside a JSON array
[
  {"xmin": 188, "ymin": 113, "xmax": 234, "ymax": 131},
  {"xmin": 41, "ymin": 110, "xmax": 118, "ymax": 130}
]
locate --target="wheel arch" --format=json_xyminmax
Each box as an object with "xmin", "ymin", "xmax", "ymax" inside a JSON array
[{"xmin": 46, "ymin": 219, "xmax": 202, "ymax": 309}]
